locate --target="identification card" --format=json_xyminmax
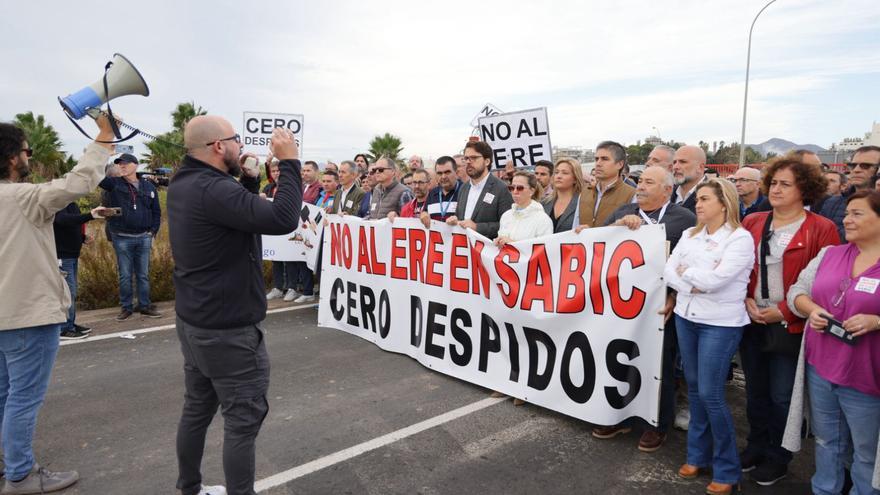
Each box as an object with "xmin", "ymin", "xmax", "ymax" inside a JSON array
[
  {"xmin": 483, "ymin": 192, "xmax": 495, "ymax": 204},
  {"xmin": 855, "ymin": 277, "xmax": 879, "ymax": 294},
  {"xmin": 346, "ymin": 200, "xmax": 353, "ymax": 208},
  {"xmin": 825, "ymin": 315, "xmax": 858, "ymax": 346}
]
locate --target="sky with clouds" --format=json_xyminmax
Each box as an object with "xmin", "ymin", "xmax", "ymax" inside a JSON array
[{"xmin": 1, "ymin": 0, "xmax": 878, "ymax": 163}]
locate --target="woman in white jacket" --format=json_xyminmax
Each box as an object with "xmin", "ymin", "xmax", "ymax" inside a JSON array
[
  {"xmin": 490, "ymin": 171, "xmax": 552, "ymax": 406},
  {"xmin": 663, "ymin": 178, "xmax": 755, "ymax": 495},
  {"xmin": 495, "ymin": 171, "xmax": 553, "ymax": 247}
]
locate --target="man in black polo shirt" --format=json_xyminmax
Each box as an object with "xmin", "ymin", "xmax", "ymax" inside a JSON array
[
  {"xmin": 420, "ymin": 156, "xmax": 461, "ymax": 227},
  {"xmin": 594, "ymin": 166, "xmax": 696, "ymax": 452},
  {"xmin": 168, "ymin": 116, "xmax": 301, "ymax": 495}
]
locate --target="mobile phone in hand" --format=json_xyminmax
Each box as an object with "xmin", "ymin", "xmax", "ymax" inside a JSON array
[{"xmin": 104, "ymin": 207, "xmax": 122, "ymax": 217}]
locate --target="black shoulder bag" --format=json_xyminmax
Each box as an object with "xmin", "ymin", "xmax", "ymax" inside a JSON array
[{"xmin": 758, "ymin": 212, "xmax": 803, "ymax": 355}]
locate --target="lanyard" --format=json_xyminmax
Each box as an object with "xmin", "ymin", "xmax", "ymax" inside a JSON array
[
  {"xmin": 638, "ymin": 202, "xmax": 668, "ymax": 225},
  {"xmin": 439, "ymin": 182, "xmax": 460, "ymax": 217}
]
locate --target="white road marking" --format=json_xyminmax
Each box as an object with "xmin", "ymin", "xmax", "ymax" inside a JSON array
[
  {"xmin": 254, "ymin": 397, "xmax": 507, "ymax": 492},
  {"xmin": 60, "ymin": 304, "xmax": 317, "ymax": 347}
]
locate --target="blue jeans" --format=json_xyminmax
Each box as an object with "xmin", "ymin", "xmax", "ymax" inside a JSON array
[
  {"xmin": 807, "ymin": 364, "xmax": 880, "ymax": 495},
  {"xmin": 675, "ymin": 315, "xmax": 743, "ymax": 485},
  {"xmin": 59, "ymin": 258, "xmax": 78, "ymax": 332},
  {"xmin": 739, "ymin": 324, "xmax": 798, "ymax": 464},
  {"xmin": 0, "ymin": 324, "xmax": 62, "ymax": 480},
  {"xmin": 112, "ymin": 234, "xmax": 152, "ymax": 311}
]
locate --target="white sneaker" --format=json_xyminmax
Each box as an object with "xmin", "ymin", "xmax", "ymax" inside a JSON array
[
  {"xmin": 283, "ymin": 289, "xmax": 300, "ymax": 302},
  {"xmin": 294, "ymin": 294, "xmax": 316, "ymax": 303},
  {"xmin": 266, "ymin": 288, "xmax": 284, "ymax": 300},
  {"xmin": 674, "ymin": 407, "xmax": 690, "ymax": 431},
  {"xmin": 198, "ymin": 485, "xmax": 227, "ymax": 495}
]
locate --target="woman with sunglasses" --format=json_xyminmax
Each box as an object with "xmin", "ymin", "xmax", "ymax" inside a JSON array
[
  {"xmin": 664, "ymin": 179, "xmax": 755, "ymax": 495},
  {"xmin": 490, "ymin": 171, "xmax": 552, "ymax": 406},
  {"xmin": 495, "ymin": 171, "xmax": 553, "ymax": 248},
  {"xmin": 738, "ymin": 158, "xmax": 839, "ymax": 486},
  {"xmin": 784, "ymin": 190, "xmax": 880, "ymax": 495}
]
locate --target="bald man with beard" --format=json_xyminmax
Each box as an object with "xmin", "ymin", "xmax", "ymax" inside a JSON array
[
  {"xmin": 168, "ymin": 116, "xmax": 302, "ymax": 495},
  {"xmin": 671, "ymin": 145, "xmax": 707, "ymax": 213}
]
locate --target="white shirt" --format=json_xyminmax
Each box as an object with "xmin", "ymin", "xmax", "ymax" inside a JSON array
[
  {"xmin": 463, "ymin": 174, "xmax": 489, "ymax": 220},
  {"xmin": 663, "ymin": 224, "xmax": 755, "ymax": 327},
  {"xmin": 338, "ymin": 183, "xmax": 355, "ymax": 211}
]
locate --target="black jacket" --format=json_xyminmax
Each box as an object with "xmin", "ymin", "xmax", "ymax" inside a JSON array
[
  {"xmin": 98, "ymin": 176, "xmax": 162, "ymax": 235},
  {"xmin": 53, "ymin": 202, "xmax": 93, "ymax": 259},
  {"xmin": 168, "ymin": 155, "xmax": 302, "ymax": 329},
  {"xmin": 454, "ymin": 173, "xmax": 514, "ymax": 239}
]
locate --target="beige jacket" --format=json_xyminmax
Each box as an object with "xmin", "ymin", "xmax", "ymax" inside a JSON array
[{"xmin": 0, "ymin": 143, "xmax": 111, "ymax": 331}]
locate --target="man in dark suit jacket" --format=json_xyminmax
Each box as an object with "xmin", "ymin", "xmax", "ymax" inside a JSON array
[
  {"xmin": 330, "ymin": 160, "xmax": 365, "ymax": 215},
  {"xmin": 447, "ymin": 140, "xmax": 513, "ymax": 239}
]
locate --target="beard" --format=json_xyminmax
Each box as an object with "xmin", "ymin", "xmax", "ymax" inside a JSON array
[
  {"xmin": 12, "ymin": 156, "xmax": 30, "ymax": 181},
  {"xmin": 224, "ymin": 148, "xmax": 242, "ymax": 177}
]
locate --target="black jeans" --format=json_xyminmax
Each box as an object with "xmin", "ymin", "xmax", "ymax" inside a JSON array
[
  {"xmin": 739, "ymin": 324, "xmax": 798, "ymax": 465},
  {"xmin": 176, "ymin": 318, "xmax": 270, "ymax": 495},
  {"xmin": 655, "ymin": 317, "xmax": 679, "ymax": 433}
]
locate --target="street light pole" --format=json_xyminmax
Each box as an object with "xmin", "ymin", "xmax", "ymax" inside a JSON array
[{"xmin": 739, "ymin": 0, "xmax": 777, "ymax": 168}]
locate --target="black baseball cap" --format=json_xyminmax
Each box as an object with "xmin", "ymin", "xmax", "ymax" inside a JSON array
[{"xmin": 114, "ymin": 153, "xmax": 139, "ymax": 165}]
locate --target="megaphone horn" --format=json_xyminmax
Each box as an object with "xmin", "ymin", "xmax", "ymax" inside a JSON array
[{"xmin": 59, "ymin": 53, "xmax": 149, "ymax": 120}]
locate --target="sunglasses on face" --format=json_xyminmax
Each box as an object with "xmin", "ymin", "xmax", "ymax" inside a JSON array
[
  {"xmin": 508, "ymin": 184, "xmax": 528, "ymax": 192},
  {"xmin": 368, "ymin": 167, "xmax": 388, "ymax": 175},
  {"xmin": 846, "ymin": 162, "xmax": 878, "ymax": 170},
  {"xmin": 205, "ymin": 134, "xmax": 241, "ymax": 147},
  {"xmin": 21, "ymin": 148, "xmax": 33, "ymax": 158}
]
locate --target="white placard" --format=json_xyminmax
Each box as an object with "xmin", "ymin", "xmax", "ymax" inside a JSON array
[
  {"xmin": 261, "ymin": 203, "xmax": 324, "ymax": 271},
  {"xmin": 242, "ymin": 111, "xmax": 304, "ymax": 156},
  {"xmin": 478, "ymin": 107, "xmax": 552, "ymax": 169}
]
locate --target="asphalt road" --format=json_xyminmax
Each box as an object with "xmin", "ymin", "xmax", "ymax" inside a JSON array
[{"xmin": 37, "ymin": 304, "xmax": 814, "ymax": 494}]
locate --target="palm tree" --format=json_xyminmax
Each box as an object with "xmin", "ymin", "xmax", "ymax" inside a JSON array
[
  {"xmin": 368, "ymin": 133, "xmax": 404, "ymax": 168},
  {"xmin": 14, "ymin": 112, "xmax": 65, "ymax": 179},
  {"xmin": 171, "ymin": 102, "xmax": 207, "ymax": 133},
  {"xmin": 142, "ymin": 101, "xmax": 207, "ymax": 169}
]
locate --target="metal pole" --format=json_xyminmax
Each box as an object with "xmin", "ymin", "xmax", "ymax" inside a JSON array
[{"xmin": 739, "ymin": 0, "xmax": 777, "ymax": 168}]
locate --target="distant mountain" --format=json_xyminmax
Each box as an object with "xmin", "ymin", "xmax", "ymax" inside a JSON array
[{"xmin": 746, "ymin": 138, "xmax": 826, "ymax": 157}]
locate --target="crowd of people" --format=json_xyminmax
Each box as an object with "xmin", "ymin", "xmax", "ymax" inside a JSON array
[
  {"xmin": 250, "ymin": 140, "xmax": 880, "ymax": 495},
  {"xmin": 1, "ymin": 108, "xmax": 879, "ymax": 495}
]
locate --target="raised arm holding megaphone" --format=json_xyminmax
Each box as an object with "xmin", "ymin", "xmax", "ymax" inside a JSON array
[{"xmin": 58, "ymin": 53, "xmax": 151, "ymax": 144}]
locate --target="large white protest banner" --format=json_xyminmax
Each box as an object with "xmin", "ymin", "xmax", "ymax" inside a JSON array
[
  {"xmin": 261, "ymin": 203, "xmax": 324, "ymax": 271},
  {"xmin": 242, "ymin": 111, "xmax": 304, "ymax": 155},
  {"xmin": 478, "ymin": 107, "xmax": 551, "ymax": 169},
  {"xmin": 317, "ymin": 216, "xmax": 667, "ymax": 426}
]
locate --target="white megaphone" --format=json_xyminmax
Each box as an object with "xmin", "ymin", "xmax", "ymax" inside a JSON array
[{"xmin": 59, "ymin": 53, "xmax": 149, "ymax": 120}]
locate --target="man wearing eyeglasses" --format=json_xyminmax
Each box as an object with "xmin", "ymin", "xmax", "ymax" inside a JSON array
[
  {"xmin": 819, "ymin": 145, "xmax": 880, "ymax": 240},
  {"xmin": 168, "ymin": 116, "xmax": 302, "ymax": 495},
  {"xmin": 394, "ymin": 169, "xmax": 431, "ymax": 219},
  {"xmin": 731, "ymin": 166, "xmax": 764, "ymax": 220},
  {"xmin": 0, "ymin": 115, "xmax": 116, "ymax": 493},
  {"xmin": 367, "ymin": 157, "xmax": 413, "ymax": 219},
  {"xmin": 98, "ymin": 153, "xmax": 163, "ymax": 321},
  {"xmin": 446, "ymin": 140, "xmax": 513, "ymax": 239}
]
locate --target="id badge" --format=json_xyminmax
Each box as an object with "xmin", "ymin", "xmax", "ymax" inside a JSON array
[{"xmin": 826, "ymin": 316, "xmax": 858, "ymax": 346}]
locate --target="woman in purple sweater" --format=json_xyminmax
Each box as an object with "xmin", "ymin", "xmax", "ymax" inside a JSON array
[{"xmin": 787, "ymin": 190, "xmax": 880, "ymax": 494}]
